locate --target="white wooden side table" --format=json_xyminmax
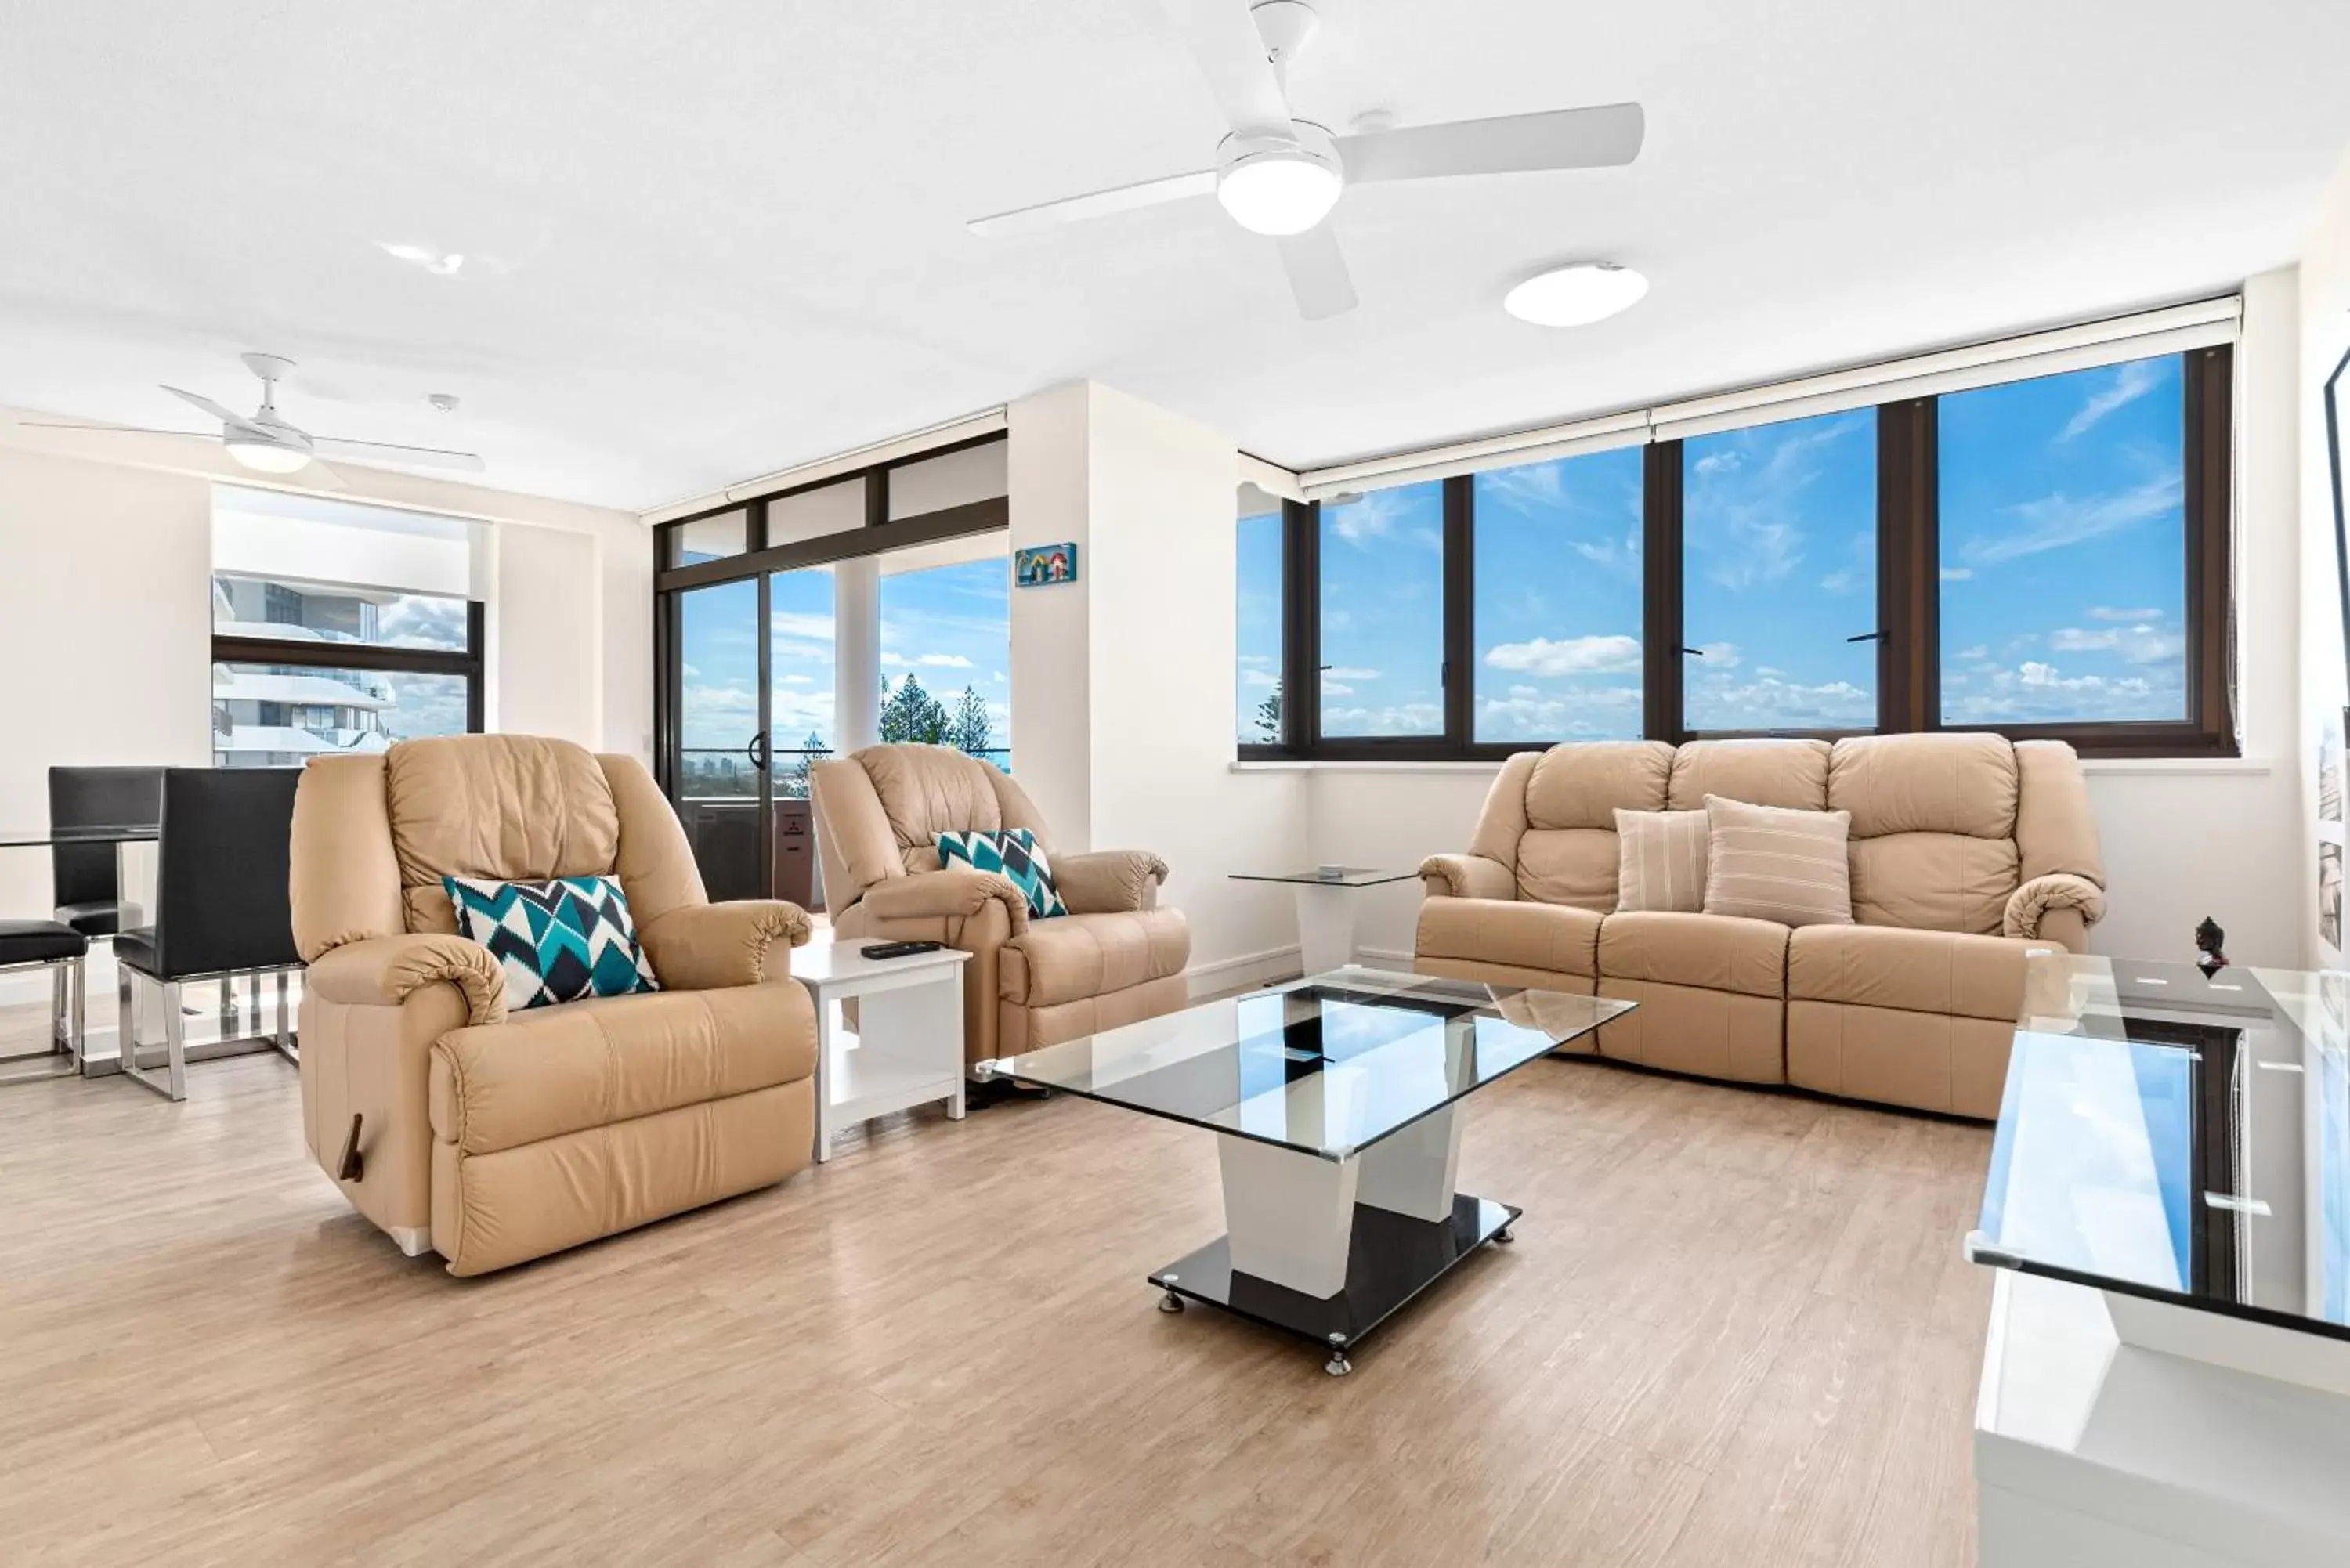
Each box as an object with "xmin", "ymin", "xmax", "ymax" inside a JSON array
[{"xmin": 790, "ymin": 940, "xmax": 971, "ymax": 1163}]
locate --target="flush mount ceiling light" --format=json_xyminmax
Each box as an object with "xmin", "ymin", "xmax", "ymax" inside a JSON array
[
  {"xmin": 1215, "ymin": 125, "xmax": 1343, "ymax": 237},
  {"xmin": 1503, "ymin": 262, "xmax": 1649, "ymax": 326}
]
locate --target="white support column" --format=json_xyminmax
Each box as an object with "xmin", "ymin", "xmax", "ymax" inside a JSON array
[
  {"xmin": 1355, "ymin": 1104, "xmax": 1462, "ymax": 1223},
  {"xmin": 1292, "ymin": 883, "xmax": 1361, "ymax": 975},
  {"xmin": 1217, "ymin": 1135, "xmax": 1359, "ymax": 1299},
  {"xmin": 833, "ymin": 555, "xmax": 880, "ymax": 753}
]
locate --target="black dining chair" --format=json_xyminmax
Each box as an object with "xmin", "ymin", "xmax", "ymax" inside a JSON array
[
  {"xmin": 48, "ymin": 765, "xmax": 163, "ymax": 937},
  {"xmin": 114, "ymin": 768, "xmax": 303, "ymax": 1101},
  {"xmin": 0, "ymin": 920, "xmax": 88, "ymax": 1085}
]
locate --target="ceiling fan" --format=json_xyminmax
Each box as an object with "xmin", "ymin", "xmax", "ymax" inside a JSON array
[
  {"xmin": 967, "ymin": 0, "xmax": 1644, "ymax": 320},
  {"xmin": 20, "ymin": 352, "xmax": 485, "ymax": 478}
]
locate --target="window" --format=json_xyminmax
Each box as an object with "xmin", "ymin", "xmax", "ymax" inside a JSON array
[
  {"xmin": 209, "ymin": 488, "xmax": 483, "ymax": 767},
  {"xmin": 1233, "ymin": 321, "xmax": 2232, "ymax": 761},
  {"xmin": 768, "ymin": 568, "xmax": 837, "ymax": 800},
  {"xmin": 1682, "ymin": 410, "xmax": 1878, "ymax": 734},
  {"xmin": 1473, "ymin": 447, "xmax": 1644, "ymax": 743},
  {"xmin": 1236, "ymin": 496, "xmax": 1285, "ymax": 746},
  {"xmin": 878, "ymin": 554, "xmax": 1011, "ymax": 771},
  {"xmin": 1937, "ymin": 355, "xmax": 2189, "ymax": 727},
  {"xmin": 1318, "ymin": 482, "xmax": 1446, "ymax": 739}
]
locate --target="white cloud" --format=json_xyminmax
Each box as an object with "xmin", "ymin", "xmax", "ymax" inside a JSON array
[
  {"xmin": 881, "ymin": 652, "xmax": 975, "ymax": 670},
  {"xmin": 1325, "ymin": 489, "xmax": 1417, "ymax": 546},
  {"xmin": 1477, "ymin": 689, "xmax": 1643, "ymax": 742},
  {"xmin": 2059, "ymin": 359, "xmax": 2166, "ymax": 443},
  {"xmin": 1237, "ymin": 652, "xmax": 1274, "ymax": 667},
  {"xmin": 1755, "ymin": 666, "xmax": 1785, "ymax": 678},
  {"xmin": 2047, "ymin": 623, "xmax": 2183, "ymax": 665},
  {"xmin": 1508, "ymin": 684, "xmax": 1542, "ymax": 699},
  {"xmin": 769, "ymin": 611, "xmax": 836, "ymax": 641},
  {"xmin": 1958, "ymin": 645, "xmax": 1988, "ymax": 660},
  {"xmin": 1322, "ymin": 681, "xmax": 1355, "ymax": 697},
  {"xmin": 1325, "ymin": 666, "xmax": 1382, "ymax": 681},
  {"xmin": 1819, "ymin": 569, "xmax": 1857, "ymax": 594},
  {"xmin": 1570, "ymin": 527, "xmax": 1643, "ymax": 580},
  {"xmin": 1940, "ymin": 566, "xmax": 1972, "ymax": 582},
  {"xmin": 1687, "ymin": 414, "xmax": 1868, "ymax": 593},
  {"xmin": 776, "ymin": 674, "xmax": 812, "ymax": 685},
  {"xmin": 1694, "ymin": 641, "xmax": 1741, "ymax": 670},
  {"xmin": 1242, "ymin": 668, "xmax": 1278, "ymax": 688},
  {"xmin": 1482, "ymin": 634, "xmax": 1641, "ymax": 677},
  {"xmin": 1324, "ymin": 701, "xmax": 1443, "ymax": 735},
  {"xmin": 1693, "ymin": 450, "xmax": 1744, "ymax": 477},
  {"xmin": 1685, "ymin": 670, "xmax": 1870, "ymax": 728},
  {"xmin": 1961, "ymin": 472, "xmax": 2182, "ymax": 565},
  {"xmin": 2088, "ymin": 605, "xmax": 2162, "ymax": 621}
]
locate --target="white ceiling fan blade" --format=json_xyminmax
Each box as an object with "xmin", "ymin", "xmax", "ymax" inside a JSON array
[
  {"xmin": 160, "ymin": 383, "xmax": 251, "ymax": 428},
  {"xmin": 1153, "ymin": 0, "xmax": 1294, "ymax": 135},
  {"xmin": 307, "ymin": 461, "xmax": 351, "ymax": 493},
  {"xmin": 309, "ymin": 435, "xmax": 486, "ymax": 472},
  {"xmin": 1275, "ymin": 226, "xmax": 1357, "ymax": 320},
  {"xmin": 1338, "ymin": 103, "xmax": 1645, "ymax": 183},
  {"xmin": 969, "ymin": 168, "xmax": 1217, "ymax": 237},
  {"xmin": 18, "ymin": 420, "xmax": 222, "ymax": 440}
]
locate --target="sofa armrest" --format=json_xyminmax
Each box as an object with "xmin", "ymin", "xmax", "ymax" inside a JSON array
[
  {"xmin": 2003, "ymin": 873, "xmax": 2106, "ymax": 948},
  {"xmin": 639, "ymin": 900, "xmax": 812, "ymax": 990},
  {"xmin": 1057, "ymin": 850, "xmax": 1168, "ymax": 914},
  {"xmin": 1419, "ymin": 853, "xmax": 1516, "ymax": 902},
  {"xmin": 862, "ymin": 869, "xmax": 1031, "ymax": 935},
  {"xmin": 306, "ymin": 934, "xmax": 507, "ymax": 1027}
]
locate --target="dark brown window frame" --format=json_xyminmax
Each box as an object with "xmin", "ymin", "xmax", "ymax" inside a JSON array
[
  {"xmin": 211, "ymin": 598, "xmax": 487, "ymax": 736},
  {"xmin": 1240, "ymin": 345, "xmax": 2236, "ymax": 762}
]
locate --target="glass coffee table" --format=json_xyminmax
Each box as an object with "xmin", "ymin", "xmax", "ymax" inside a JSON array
[{"xmin": 977, "ymin": 966, "xmax": 1631, "ymax": 1375}]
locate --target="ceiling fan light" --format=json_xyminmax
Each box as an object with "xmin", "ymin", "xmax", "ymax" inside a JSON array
[
  {"xmin": 1216, "ymin": 148, "xmax": 1343, "ymax": 237},
  {"xmin": 224, "ymin": 432, "xmax": 312, "ymax": 474},
  {"xmin": 1504, "ymin": 262, "xmax": 1648, "ymax": 327}
]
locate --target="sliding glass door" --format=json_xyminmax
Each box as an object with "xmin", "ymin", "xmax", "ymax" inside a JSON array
[{"xmin": 673, "ymin": 578, "xmax": 767, "ymax": 902}]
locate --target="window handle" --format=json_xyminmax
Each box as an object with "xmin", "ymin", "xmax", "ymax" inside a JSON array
[
  {"xmin": 1680, "ymin": 646, "xmax": 1706, "ymax": 656},
  {"xmin": 1845, "ymin": 631, "xmax": 1884, "ymax": 644}
]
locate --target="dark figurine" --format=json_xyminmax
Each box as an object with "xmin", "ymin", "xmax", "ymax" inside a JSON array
[{"xmin": 2195, "ymin": 916, "xmax": 2229, "ymax": 977}]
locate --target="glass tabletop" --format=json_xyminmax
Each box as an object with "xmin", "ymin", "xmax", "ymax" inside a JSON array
[
  {"xmin": 0, "ymin": 824, "xmax": 160, "ymax": 848},
  {"xmin": 1227, "ymin": 866, "xmax": 1415, "ymax": 887},
  {"xmin": 1976, "ymin": 952, "xmax": 2350, "ymax": 1341},
  {"xmin": 978, "ymin": 966, "xmax": 1632, "ymax": 1160}
]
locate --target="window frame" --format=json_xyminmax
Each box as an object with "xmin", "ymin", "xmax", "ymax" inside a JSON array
[
  {"xmin": 1242, "ymin": 344, "xmax": 2236, "ymax": 761},
  {"xmin": 211, "ymin": 598, "xmax": 486, "ymax": 739}
]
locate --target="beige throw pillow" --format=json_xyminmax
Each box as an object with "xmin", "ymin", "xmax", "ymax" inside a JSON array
[
  {"xmin": 1613, "ymin": 808, "xmax": 1709, "ymax": 914},
  {"xmin": 1701, "ymin": 794, "xmax": 1855, "ymax": 927}
]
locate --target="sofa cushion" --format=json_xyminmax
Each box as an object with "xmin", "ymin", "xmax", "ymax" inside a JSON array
[
  {"xmin": 428, "ymin": 983, "xmax": 816, "ymax": 1156},
  {"xmin": 1787, "ymin": 923, "xmax": 2050, "ymax": 1021},
  {"xmin": 1849, "ymin": 833, "xmax": 2019, "ymax": 935},
  {"xmin": 1523, "ymin": 742, "xmax": 1673, "ymax": 829},
  {"xmin": 1415, "ymin": 897, "xmax": 1602, "ymax": 979},
  {"xmin": 443, "ymin": 873, "xmax": 660, "ymax": 1012},
  {"xmin": 999, "ymin": 907, "xmax": 1190, "ymax": 1009},
  {"xmin": 1828, "ymin": 732, "xmax": 2017, "ymax": 840},
  {"xmin": 1614, "ymin": 808, "xmax": 1708, "ymax": 913},
  {"xmin": 1701, "ymin": 795, "xmax": 1853, "ymax": 928},
  {"xmin": 1517, "ymin": 828, "xmax": 1623, "ymax": 910},
  {"xmin": 1598, "ymin": 911, "xmax": 1788, "ymax": 999},
  {"xmin": 385, "ymin": 735, "xmax": 620, "ymax": 895},
  {"xmin": 1667, "ymin": 738, "xmax": 1831, "ymax": 811},
  {"xmin": 937, "ymin": 828, "xmax": 1066, "ymax": 919}
]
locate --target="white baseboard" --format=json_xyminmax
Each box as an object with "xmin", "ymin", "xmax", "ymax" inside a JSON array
[
  {"xmin": 1186, "ymin": 943, "xmax": 1302, "ymax": 998},
  {"xmin": 1358, "ymin": 945, "xmax": 1415, "ymax": 967}
]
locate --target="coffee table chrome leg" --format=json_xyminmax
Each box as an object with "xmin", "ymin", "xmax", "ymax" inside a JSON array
[
  {"xmin": 1159, "ymin": 1289, "xmax": 1184, "ymax": 1313},
  {"xmin": 1493, "ymin": 1225, "xmax": 1514, "ymax": 1245},
  {"xmin": 1325, "ymin": 1335, "xmax": 1351, "ymax": 1377}
]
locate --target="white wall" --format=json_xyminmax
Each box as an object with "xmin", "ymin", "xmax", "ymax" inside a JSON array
[
  {"xmin": 1007, "ymin": 381, "xmax": 1309, "ymax": 985},
  {"xmin": 0, "ymin": 421, "xmax": 650, "ymax": 972},
  {"xmin": 2299, "ymin": 149, "xmax": 2350, "ymax": 966}
]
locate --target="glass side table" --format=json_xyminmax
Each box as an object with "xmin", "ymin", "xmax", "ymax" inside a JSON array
[{"xmin": 1230, "ymin": 867, "xmax": 1417, "ymax": 975}]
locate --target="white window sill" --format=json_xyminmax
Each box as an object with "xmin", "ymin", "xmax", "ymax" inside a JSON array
[{"xmin": 1233, "ymin": 756, "xmax": 2276, "ymax": 777}]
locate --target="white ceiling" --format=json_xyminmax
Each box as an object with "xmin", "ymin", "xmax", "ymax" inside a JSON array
[{"xmin": 2, "ymin": 1, "xmax": 2345, "ymax": 511}]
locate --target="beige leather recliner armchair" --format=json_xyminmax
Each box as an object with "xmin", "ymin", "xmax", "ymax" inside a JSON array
[
  {"xmin": 809, "ymin": 744, "xmax": 1191, "ymax": 1064},
  {"xmin": 289, "ymin": 735, "xmax": 819, "ymax": 1277},
  {"xmin": 1415, "ymin": 732, "xmax": 2106, "ymax": 1118}
]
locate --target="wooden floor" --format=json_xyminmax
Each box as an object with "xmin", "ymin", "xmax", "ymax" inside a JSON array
[{"xmin": 0, "ymin": 1003, "xmax": 1994, "ymax": 1566}]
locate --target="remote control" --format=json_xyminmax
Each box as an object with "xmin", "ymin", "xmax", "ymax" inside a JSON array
[{"xmin": 862, "ymin": 939, "xmax": 945, "ymax": 960}]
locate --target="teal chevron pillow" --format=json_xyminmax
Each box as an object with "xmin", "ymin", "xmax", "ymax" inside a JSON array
[
  {"xmin": 936, "ymin": 828, "xmax": 1065, "ymax": 919},
  {"xmin": 442, "ymin": 873, "xmax": 660, "ymax": 1011}
]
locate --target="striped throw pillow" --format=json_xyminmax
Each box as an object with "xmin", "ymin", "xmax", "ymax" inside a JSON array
[
  {"xmin": 1614, "ymin": 808, "xmax": 1709, "ymax": 913},
  {"xmin": 1701, "ymin": 794, "xmax": 1854, "ymax": 928}
]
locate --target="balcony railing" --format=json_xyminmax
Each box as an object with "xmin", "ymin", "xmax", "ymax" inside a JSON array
[{"xmin": 676, "ymin": 743, "xmax": 1011, "ymax": 800}]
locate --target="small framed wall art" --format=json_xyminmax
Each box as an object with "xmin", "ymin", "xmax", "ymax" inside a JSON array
[{"xmin": 1014, "ymin": 542, "xmax": 1078, "ymax": 587}]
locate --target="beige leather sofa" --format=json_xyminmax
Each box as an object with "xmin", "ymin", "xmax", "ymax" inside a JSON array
[
  {"xmin": 289, "ymin": 735, "xmax": 818, "ymax": 1276},
  {"xmin": 809, "ymin": 744, "xmax": 1190, "ymax": 1063},
  {"xmin": 1415, "ymin": 733, "xmax": 2106, "ymax": 1118}
]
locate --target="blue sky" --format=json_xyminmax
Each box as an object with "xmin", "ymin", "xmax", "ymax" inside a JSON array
[
  {"xmin": 1236, "ymin": 352, "xmax": 2187, "ymax": 741},
  {"xmin": 677, "ymin": 558, "xmax": 1010, "ymax": 759}
]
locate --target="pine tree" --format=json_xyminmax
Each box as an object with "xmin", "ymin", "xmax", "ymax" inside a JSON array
[
  {"xmin": 947, "ymin": 685, "xmax": 993, "ymax": 758},
  {"xmin": 1253, "ymin": 678, "xmax": 1282, "ymax": 742},
  {"xmin": 879, "ymin": 674, "xmax": 948, "ymax": 744}
]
